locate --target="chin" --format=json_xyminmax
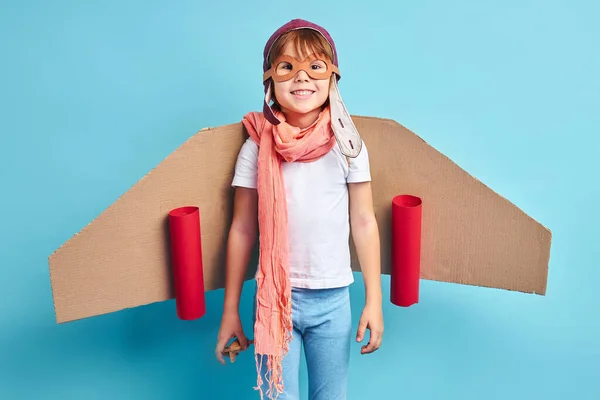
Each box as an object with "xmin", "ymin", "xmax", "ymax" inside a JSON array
[
  {"xmin": 289, "ymin": 106, "xmax": 321, "ymax": 115},
  {"xmin": 281, "ymin": 101, "xmax": 326, "ymax": 116}
]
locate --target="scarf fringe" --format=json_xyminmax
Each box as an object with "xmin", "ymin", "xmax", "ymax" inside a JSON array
[{"xmin": 254, "ymin": 353, "xmax": 284, "ymax": 400}]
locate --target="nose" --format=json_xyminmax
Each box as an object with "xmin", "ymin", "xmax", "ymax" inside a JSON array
[{"xmin": 294, "ymin": 69, "xmax": 310, "ymax": 82}]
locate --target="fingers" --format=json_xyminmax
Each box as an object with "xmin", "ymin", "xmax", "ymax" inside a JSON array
[
  {"xmin": 215, "ymin": 335, "xmax": 229, "ymax": 365},
  {"xmin": 360, "ymin": 329, "xmax": 383, "ymax": 355},
  {"xmin": 356, "ymin": 319, "xmax": 368, "ymax": 343},
  {"xmin": 216, "ymin": 312, "xmax": 252, "ymax": 364},
  {"xmin": 216, "ymin": 330, "xmax": 252, "ymax": 364}
]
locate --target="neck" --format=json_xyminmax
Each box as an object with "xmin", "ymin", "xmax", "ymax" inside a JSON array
[{"xmin": 282, "ymin": 107, "xmax": 322, "ymax": 129}]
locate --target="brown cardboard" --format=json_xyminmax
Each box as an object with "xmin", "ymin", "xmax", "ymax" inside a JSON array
[{"xmin": 48, "ymin": 116, "xmax": 551, "ymax": 324}]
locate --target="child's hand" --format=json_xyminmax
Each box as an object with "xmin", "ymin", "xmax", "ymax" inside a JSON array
[
  {"xmin": 356, "ymin": 303, "xmax": 384, "ymax": 354},
  {"xmin": 215, "ymin": 311, "xmax": 249, "ymax": 364}
]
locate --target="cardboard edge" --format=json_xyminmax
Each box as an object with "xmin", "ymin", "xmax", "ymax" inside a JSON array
[
  {"xmin": 353, "ymin": 114, "xmax": 552, "ymax": 235},
  {"xmin": 47, "ymin": 124, "xmax": 237, "ymax": 259}
]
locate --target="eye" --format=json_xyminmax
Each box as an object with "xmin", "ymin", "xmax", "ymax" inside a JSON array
[
  {"xmin": 277, "ymin": 62, "xmax": 293, "ymax": 70},
  {"xmin": 310, "ymin": 61, "xmax": 327, "ymax": 71}
]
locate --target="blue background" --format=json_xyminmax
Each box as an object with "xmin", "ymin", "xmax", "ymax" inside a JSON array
[{"xmin": 1, "ymin": 0, "xmax": 598, "ymax": 399}]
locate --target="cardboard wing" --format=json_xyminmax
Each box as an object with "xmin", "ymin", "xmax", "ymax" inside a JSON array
[{"xmin": 48, "ymin": 116, "xmax": 551, "ymax": 323}]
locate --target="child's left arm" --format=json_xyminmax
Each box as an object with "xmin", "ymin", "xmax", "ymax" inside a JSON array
[{"xmin": 349, "ymin": 181, "xmax": 384, "ymax": 355}]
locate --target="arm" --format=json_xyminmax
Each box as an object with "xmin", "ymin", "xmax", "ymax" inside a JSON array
[
  {"xmin": 349, "ymin": 181, "xmax": 381, "ymax": 305},
  {"xmin": 215, "ymin": 186, "xmax": 258, "ymax": 363},
  {"xmin": 349, "ymin": 181, "xmax": 384, "ymax": 354},
  {"xmin": 223, "ymin": 186, "xmax": 258, "ymax": 314}
]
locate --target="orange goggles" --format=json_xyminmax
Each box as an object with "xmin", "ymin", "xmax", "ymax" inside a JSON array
[{"xmin": 263, "ymin": 53, "xmax": 340, "ymax": 82}]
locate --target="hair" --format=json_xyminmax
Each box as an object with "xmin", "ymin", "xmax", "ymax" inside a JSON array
[
  {"xmin": 268, "ymin": 28, "xmax": 335, "ymax": 67},
  {"xmin": 267, "ymin": 29, "xmax": 336, "ymax": 111}
]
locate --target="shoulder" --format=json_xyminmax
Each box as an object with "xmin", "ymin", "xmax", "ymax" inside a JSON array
[
  {"xmin": 243, "ymin": 111, "xmax": 264, "ymax": 120},
  {"xmin": 345, "ymin": 139, "xmax": 370, "ymax": 168},
  {"xmin": 346, "ymin": 140, "xmax": 371, "ymax": 183},
  {"xmin": 237, "ymin": 137, "xmax": 259, "ymax": 160},
  {"xmin": 242, "ymin": 111, "xmax": 267, "ymax": 141},
  {"xmin": 232, "ymin": 138, "xmax": 259, "ymax": 189}
]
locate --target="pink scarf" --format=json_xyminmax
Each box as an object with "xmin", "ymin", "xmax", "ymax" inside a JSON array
[{"xmin": 241, "ymin": 106, "xmax": 336, "ymax": 399}]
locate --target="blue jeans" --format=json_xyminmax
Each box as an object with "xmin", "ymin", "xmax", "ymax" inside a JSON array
[{"xmin": 253, "ymin": 285, "xmax": 352, "ymax": 400}]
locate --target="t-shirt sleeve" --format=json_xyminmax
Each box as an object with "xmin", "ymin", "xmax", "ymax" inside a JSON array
[
  {"xmin": 346, "ymin": 141, "xmax": 371, "ymax": 183},
  {"xmin": 231, "ymin": 137, "xmax": 259, "ymax": 189}
]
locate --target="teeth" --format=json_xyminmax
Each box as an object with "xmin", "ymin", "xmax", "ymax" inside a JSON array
[{"xmin": 292, "ymin": 90, "xmax": 313, "ymax": 95}]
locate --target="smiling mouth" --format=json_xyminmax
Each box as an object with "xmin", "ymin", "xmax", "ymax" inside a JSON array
[{"xmin": 291, "ymin": 90, "xmax": 315, "ymax": 96}]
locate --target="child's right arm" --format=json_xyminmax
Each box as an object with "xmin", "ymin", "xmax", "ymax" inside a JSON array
[{"xmin": 215, "ymin": 186, "xmax": 258, "ymax": 364}]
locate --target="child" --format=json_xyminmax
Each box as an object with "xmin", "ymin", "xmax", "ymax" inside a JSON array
[{"xmin": 215, "ymin": 19, "xmax": 384, "ymax": 400}]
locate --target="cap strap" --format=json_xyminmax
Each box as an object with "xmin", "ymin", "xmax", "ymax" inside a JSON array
[{"xmin": 329, "ymin": 78, "xmax": 363, "ymax": 158}]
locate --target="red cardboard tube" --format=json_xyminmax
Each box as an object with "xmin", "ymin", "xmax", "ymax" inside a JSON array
[
  {"xmin": 168, "ymin": 206, "xmax": 206, "ymax": 320},
  {"xmin": 390, "ymin": 195, "xmax": 422, "ymax": 307}
]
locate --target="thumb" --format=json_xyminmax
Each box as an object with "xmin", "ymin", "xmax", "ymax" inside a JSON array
[
  {"xmin": 356, "ymin": 318, "xmax": 368, "ymax": 342},
  {"xmin": 237, "ymin": 331, "xmax": 249, "ymax": 350}
]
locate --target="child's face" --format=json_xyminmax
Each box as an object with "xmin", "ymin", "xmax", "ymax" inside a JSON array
[{"xmin": 271, "ymin": 41, "xmax": 332, "ymax": 123}]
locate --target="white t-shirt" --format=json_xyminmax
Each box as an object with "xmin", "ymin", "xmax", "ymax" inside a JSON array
[{"xmin": 231, "ymin": 136, "xmax": 371, "ymax": 289}]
